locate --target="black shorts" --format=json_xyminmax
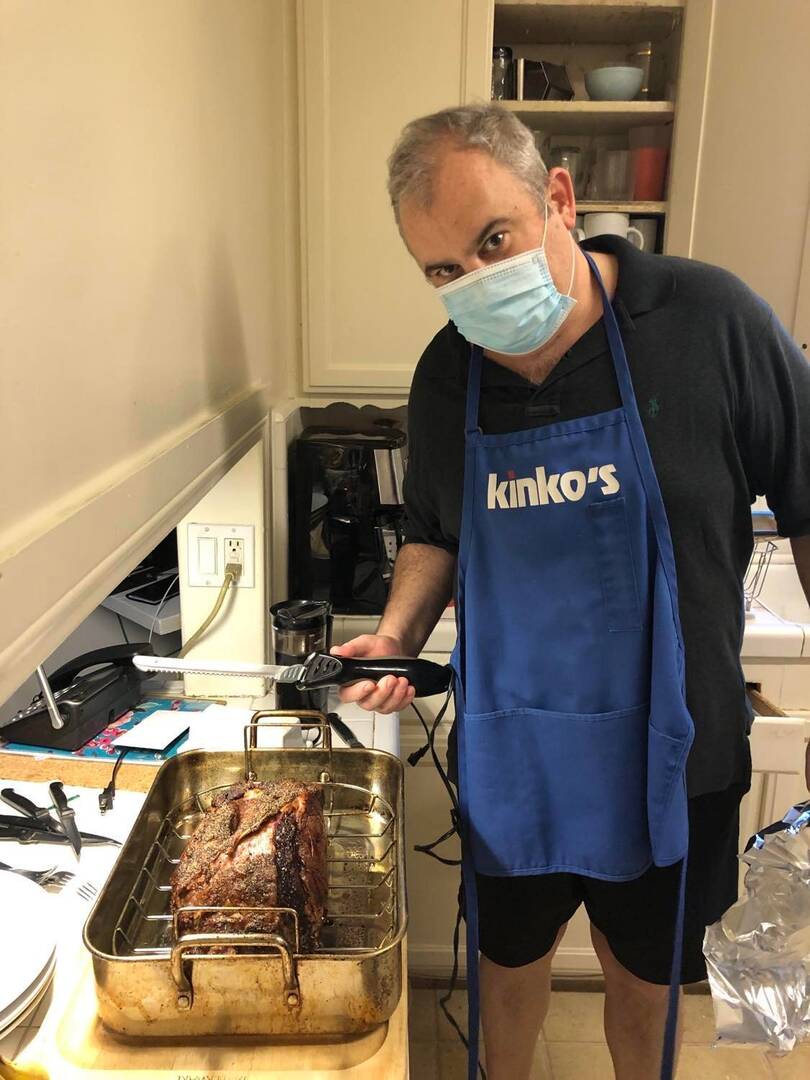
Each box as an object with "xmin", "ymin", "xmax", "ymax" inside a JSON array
[{"xmin": 474, "ymin": 782, "xmax": 749, "ymax": 985}]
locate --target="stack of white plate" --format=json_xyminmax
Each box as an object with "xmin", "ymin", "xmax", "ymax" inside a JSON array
[{"xmin": 0, "ymin": 870, "xmax": 57, "ymax": 1040}]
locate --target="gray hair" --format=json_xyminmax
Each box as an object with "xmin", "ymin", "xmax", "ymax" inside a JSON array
[{"xmin": 387, "ymin": 103, "xmax": 549, "ymax": 222}]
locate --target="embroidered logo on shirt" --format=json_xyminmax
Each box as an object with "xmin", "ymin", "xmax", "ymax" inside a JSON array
[
  {"xmin": 647, "ymin": 397, "xmax": 661, "ymax": 418},
  {"xmin": 486, "ymin": 464, "xmax": 620, "ymax": 509}
]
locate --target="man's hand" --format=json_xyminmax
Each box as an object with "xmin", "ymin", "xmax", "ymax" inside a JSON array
[
  {"xmin": 331, "ymin": 635, "xmax": 416, "ymax": 714},
  {"xmin": 330, "ymin": 542, "xmax": 455, "ymax": 715}
]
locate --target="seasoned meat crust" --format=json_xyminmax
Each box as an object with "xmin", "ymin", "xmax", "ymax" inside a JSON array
[{"xmin": 171, "ymin": 779, "xmax": 327, "ymax": 951}]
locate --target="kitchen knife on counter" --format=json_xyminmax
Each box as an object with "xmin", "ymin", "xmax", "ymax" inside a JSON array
[
  {"xmin": 0, "ymin": 787, "xmax": 57, "ymax": 826},
  {"xmin": 0, "ymin": 787, "xmax": 121, "ymax": 845},
  {"xmin": 0, "ymin": 817, "xmax": 121, "ymax": 845},
  {"xmin": 133, "ymin": 652, "xmax": 453, "ymax": 698},
  {"xmin": 49, "ymin": 781, "xmax": 82, "ymax": 858}
]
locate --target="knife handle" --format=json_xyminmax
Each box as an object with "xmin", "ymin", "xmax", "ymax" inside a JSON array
[
  {"xmin": 0, "ymin": 788, "xmax": 43, "ymax": 820},
  {"xmin": 302, "ymin": 654, "xmax": 452, "ymax": 698},
  {"xmin": 49, "ymin": 781, "xmax": 69, "ymax": 817}
]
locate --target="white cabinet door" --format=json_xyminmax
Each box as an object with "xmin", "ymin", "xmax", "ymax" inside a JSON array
[{"xmin": 298, "ymin": 0, "xmax": 492, "ymax": 393}]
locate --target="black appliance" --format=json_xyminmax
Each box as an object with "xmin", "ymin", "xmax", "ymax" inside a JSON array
[
  {"xmin": 109, "ymin": 531, "xmax": 179, "ymax": 599},
  {"xmin": 2, "ymin": 644, "xmax": 151, "ymax": 752},
  {"xmin": 289, "ymin": 425, "xmax": 406, "ymax": 614},
  {"xmin": 270, "ymin": 599, "xmax": 332, "ymax": 716}
]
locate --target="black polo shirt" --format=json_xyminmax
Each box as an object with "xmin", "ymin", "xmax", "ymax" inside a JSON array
[{"xmin": 404, "ymin": 236, "xmax": 810, "ymax": 798}]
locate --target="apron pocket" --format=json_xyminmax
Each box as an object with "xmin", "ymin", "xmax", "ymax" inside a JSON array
[
  {"xmin": 589, "ymin": 497, "xmax": 642, "ymax": 632},
  {"xmin": 647, "ymin": 724, "xmax": 690, "ymax": 866},
  {"xmin": 460, "ymin": 703, "xmax": 651, "ymax": 879}
]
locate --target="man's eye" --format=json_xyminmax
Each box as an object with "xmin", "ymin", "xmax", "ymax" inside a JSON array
[
  {"xmin": 482, "ymin": 232, "xmax": 505, "ymax": 252},
  {"xmin": 429, "ymin": 266, "xmax": 457, "ymax": 281}
]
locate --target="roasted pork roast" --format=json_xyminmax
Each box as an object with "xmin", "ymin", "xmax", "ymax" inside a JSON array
[{"xmin": 171, "ymin": 779, "xmax": 327, "ymax": 951}]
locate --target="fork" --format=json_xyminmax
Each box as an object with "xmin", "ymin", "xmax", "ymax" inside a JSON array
[
  {"xmin": 0, "ymin": 860, "xmax": 75, "ymax": 888},
  {"xmin": 77, "ymin": 880, "xmax": 98, "ymax": 901}
]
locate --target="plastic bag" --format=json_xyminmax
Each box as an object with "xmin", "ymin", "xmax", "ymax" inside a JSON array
[{"xmin": 703, "ymin": 800, "xmax": 810, "ymax": 1051}]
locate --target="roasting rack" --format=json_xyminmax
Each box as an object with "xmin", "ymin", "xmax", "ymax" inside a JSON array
[
  {"xmin": 111, "ymin": 717, "xmax": 399, "ymax": 964},
  {"xmin": 744, "ymin": 538, "xmax": 777, "ymax": 612}
]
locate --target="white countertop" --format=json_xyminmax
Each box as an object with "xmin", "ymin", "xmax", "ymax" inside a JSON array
[
  {"xmin": 101, "ymin": 590, "xmax": 181, "ymax": 635},
  {"xmin": 0, "ymin": 771, "xmax": 409, "ymax": 1077},
  {"xmin": 0, "ymin": 780, "xmax": 147, "ymax": 1063},
  {"xmin": 332, "ymin": 600, "xmax": 810, "ymax": 660},
  {"xmin": 175, "ymin": 690, "xmax": 399, "ymax": 757}
]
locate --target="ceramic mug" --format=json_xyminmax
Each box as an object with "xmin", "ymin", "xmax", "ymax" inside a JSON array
[
  {"xmin": 629, "ymin": 216, "xmax": 659, "ymax": 253},
  {"xmin": 575, "ymin": 212, "xmax": 644, "ymax": 249}
]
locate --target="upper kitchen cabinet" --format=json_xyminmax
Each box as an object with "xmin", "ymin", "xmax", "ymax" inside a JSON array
[
  {"xmin": 297, "ymin": 0, "xmax": 493, "ymax": 393},
  {"xmin": 686, "ymin": 0, "xmax": 810, "ymax": 338}
]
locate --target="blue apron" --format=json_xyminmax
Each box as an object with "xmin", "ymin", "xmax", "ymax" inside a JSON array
[{"xmin": 450, "ymin": 253, "xmax": 694, "ymax": 1079}]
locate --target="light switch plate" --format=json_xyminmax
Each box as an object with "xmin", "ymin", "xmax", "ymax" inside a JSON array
[{"xmin": 186, "ymin": 523, "xmax": 255, "ymax": 588}]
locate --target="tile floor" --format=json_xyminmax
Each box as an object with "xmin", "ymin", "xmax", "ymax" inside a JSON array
[{"xmin": 408, "ymin": 986, "xmax": 810, "ymax": 1079}]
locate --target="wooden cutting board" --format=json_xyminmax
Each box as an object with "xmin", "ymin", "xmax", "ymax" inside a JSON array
[{"xmin": 10, "ymin": 952, "xmax": 408, "ymax": 1079}]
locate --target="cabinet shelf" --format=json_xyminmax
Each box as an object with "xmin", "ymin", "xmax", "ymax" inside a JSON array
[
  {"xmin": 499, "ymin": 99, "xmax": 674, "ymax": 134},
  {"xmin": 576, "ymin": 201, "xmax": 666, "ymax": 214},
  {"xmin": 495, "ymin": 2, "xmax": 684, "ymax": 45}
]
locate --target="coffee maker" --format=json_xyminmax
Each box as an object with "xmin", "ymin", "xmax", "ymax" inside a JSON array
[{"xmin": 289, "ymin": 424, "xmax": 406, "ymax": 614}]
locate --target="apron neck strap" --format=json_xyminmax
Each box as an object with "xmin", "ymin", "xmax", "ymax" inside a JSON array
[{"xmin": 582, "ymin": 251, "xmax": 638, "ymax": 417}]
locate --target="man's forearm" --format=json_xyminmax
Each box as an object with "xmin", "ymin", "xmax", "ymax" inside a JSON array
[{"xmin": 377, "ymin": 542, "xmax": 456, "ymax": 656}]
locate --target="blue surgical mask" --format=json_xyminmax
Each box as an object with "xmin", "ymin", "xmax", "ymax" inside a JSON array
[{"xmin": 436, "ymin": 212, "xmax": 577, "ymax": 356}]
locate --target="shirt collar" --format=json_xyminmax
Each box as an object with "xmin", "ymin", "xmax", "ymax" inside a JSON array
[
  {"xmin": 581, "ymin": 233, "xmax": 676, "ymax": 317},
  {"xmin": 481, "ymin": 234, "xmax": 676, "ymax": 390}
]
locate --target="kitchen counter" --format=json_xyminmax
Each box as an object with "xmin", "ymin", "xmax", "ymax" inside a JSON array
[
  {"xmin": 332, "ymin": 597, "xmax": 810, "ymax": 659},
  {"xmin": 0, "ymin": 692, "xmax": 398, "ymax": 794},
  {"xmin": 0, "ymin": 701, "xmax": 408, "ymax": 1078},
  {"xmin": 10, "ymin": 950, "xmax": 408, "ymax": 1079},
  {"xmin": 0, "ymin": 753, "xmax": 158, "ymax": 793}
]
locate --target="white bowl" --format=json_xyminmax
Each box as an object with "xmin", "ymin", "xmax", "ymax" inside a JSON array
[{"xmin": 585, "ymin": 66, "xmax": 644, "ymax": 102}]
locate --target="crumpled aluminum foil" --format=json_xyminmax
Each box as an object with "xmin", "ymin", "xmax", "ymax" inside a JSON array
[{"xmin": 703, "ymin": 801, "xmax": 810, "ymax": 1051}]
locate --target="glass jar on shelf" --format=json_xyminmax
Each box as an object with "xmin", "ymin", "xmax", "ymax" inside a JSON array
[{"xmin": 491, "ymin": 46, "xmax": 513, "ymax": 100}]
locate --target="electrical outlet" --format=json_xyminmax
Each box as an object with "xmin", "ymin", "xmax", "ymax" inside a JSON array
[
  {"xmin": 225, "ymin": 537, "xmax": 244, "ymax": 568},
  {"xmin": 187, "ymin": 524, "xmax": 255, "ymax": 588}
]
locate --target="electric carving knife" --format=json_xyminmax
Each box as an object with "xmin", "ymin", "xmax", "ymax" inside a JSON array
[{"xmin": 132, "ymin": 652, "xmax": 453, "ymax": 698}]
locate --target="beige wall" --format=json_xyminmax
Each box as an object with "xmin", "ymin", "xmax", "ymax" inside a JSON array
[
  {"xmin": 690, "ymin": 0, "xmax": 810, "ymax": 330},
  {"xmin": 0, "ymin": 0, "xmax": 299, "ymax": 701}
]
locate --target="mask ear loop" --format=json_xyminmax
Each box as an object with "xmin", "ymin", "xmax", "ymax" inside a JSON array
[
  {"xmin": 565, "ymin": 228, "xmax": 577, "ymax": 298},
  {"xmin": 540, "ymin": 204, "xmax": 550, "ymax": 249},
  {"xmin": 545, "ymin": 202, "xmax": 578, "ymax": 299}
]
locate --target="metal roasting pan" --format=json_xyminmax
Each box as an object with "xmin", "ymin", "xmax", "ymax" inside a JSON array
[{"xmin": 82, "ymin": 713, "xmax": 406, "ymax": 1037}]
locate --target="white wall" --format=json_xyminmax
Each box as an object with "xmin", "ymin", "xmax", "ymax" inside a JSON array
[
  {"xmin": 177, "ymin": 440, "xmax": 268, "ymax": 698},
  {"xmin": 0, "ymin": 0, "xmax": 300, "ymax": 701}
]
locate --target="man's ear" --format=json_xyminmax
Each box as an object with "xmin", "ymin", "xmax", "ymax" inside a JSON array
[{"xmin": 546, "ymin": 167, "xmax": 577, "ymax": 230}]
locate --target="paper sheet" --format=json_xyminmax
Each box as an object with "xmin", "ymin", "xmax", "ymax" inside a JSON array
[{"xmin": 110, "ymin": 710, "xmax": 189, "ymax": 751}]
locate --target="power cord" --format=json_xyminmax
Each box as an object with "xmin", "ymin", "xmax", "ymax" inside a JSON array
[
  {"xmin": 148, "ymin": 574, "xmax": 180, "ymax": 646},
  {"xmin": 176, "ymin": 562, "xmax": 241, "ymax": 659},
  {"xmin": 99, "ymin": 747, "xmax": 132, "ymax": 813}
]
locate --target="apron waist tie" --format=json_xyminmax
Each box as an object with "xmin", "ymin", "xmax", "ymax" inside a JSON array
[{"xmin": 660, "ymin": 851, "xmax": 688, "ymax": 1080}]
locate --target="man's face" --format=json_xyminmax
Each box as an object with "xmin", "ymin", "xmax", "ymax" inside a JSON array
[{"xmin": 398, "ymin": 146, "xmax": 575, "ymax": 294}]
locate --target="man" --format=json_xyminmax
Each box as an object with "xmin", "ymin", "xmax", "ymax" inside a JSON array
[{"xmin": 335, "ymin": 104, "xmax": 810, "ymax": 1080}]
